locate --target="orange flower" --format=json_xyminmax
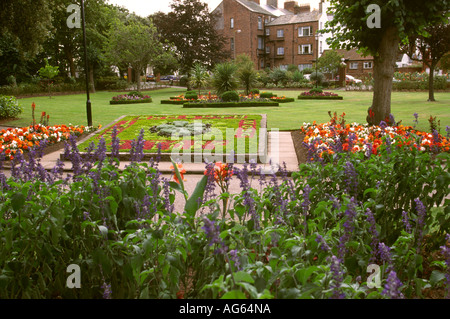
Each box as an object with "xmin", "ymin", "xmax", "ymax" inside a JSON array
[{"xmin": 170, "ymin": 163, "xmax": 186, "ymax": 184}]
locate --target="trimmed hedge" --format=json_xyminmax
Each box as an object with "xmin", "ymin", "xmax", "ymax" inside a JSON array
[
  {"xmin": 183, "ymin": 101, "xmax": 279, "ymax": 108},
  {"xmin": 260, "ymin": 92, "xmax": 276, "ymax": 99},
  {"xmin": 270, "ymin": 97, "xmax": 295, "ymax": 103},
  {"xmin": 161, "ymin": 100, "xmax": 186, "ymax": 105},
  {"xmin": 297, "ymin": 95, "xmax": 343, "ymax": 100},
  {"xmin": 109, "ymin": 98, "xmax": 153, "ymax": 105}
]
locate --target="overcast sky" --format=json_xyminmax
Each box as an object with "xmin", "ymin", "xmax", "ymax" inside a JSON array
[{"xmin": 106, "ymin": 0, "xmax": 321, "ymax": 17}]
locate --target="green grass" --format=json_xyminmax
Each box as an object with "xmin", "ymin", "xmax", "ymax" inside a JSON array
[{"xmin": 10, "ymin": 88, "xmax": 450, "ymax": 133}]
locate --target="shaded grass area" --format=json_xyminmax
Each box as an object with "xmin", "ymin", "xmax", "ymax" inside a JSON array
[{"xmin": 9, "ymin": 88, "xmax": 450, "ymax": 133}]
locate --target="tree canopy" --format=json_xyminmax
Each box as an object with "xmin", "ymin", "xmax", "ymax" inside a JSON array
[
  {"xmin": 324, "ymin": 0, "xmax": 449, "ymax": 125},
  {"xmin": 151, "ymin": 0, "xmax": 230, "ymax": 76}
]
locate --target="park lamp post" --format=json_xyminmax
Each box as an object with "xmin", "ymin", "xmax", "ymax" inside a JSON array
[
  {"xmin": 80, "ymin": 0, "xmax": 92, "ymax": 127},
  {"xmin": 314, "ymin": 33, "xmax": 322, "ymax": 89}
]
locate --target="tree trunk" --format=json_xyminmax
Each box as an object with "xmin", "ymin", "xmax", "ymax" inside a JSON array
[
  {"xmin": 135, "ymin": 67, "xmax": 141, "ymax": 92},
  {"xmin": 65, "ymin": 49, "xmax": 76, "ymax": 78},
  {"xmin": 367, "ymin": 26, "xmax": 400, "ymax": 126},
  {"xmin": 428, "ymin": 64, "xmax": 436, "ymax": 101}
]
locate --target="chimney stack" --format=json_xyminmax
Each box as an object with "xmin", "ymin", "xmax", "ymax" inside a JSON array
[
  {"xmin": 267, "ymin": 0, "xmax": 278, "ymax": 8},
  {"xmin": 295, "ymin": 4, "xmax": 311, "ymax": 14},
  {"xmin": 284, "ymin": 1, "xmax": 297, "ymax": 13}
]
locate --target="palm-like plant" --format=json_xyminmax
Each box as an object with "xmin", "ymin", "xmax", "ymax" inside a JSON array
[
  {"xmin": 211, "ymin": 62, "xmax": 239, "ymax": 95},
  {"xmin": 189, "ymin": 63, "xmax": 210, "ymax": 95},
  {"xmin": 237, "ymin": 61, "xmax": 257, "ymax": 96}
]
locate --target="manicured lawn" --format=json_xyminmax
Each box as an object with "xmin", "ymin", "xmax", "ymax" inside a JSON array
[{"xmin": 11, "ymin": 88, "xmax": 450, "ymax": 133}]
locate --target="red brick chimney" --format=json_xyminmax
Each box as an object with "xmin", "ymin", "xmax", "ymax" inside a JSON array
[
  {"xmin": 267, "ymin": 0, "xmax": 278, "ymax": 8},
  {"xmin": 284, "ymin": 1, "xmax": 297, "ymax": 13},
  {"xmin": 295, "ymin": 4, "xmax": 311, "ymax": 14}
]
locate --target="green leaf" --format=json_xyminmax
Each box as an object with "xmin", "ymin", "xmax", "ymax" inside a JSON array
[
  {"xmin": 221, "ymin": 289, "xmax": 247, "ymax": 299},
  {"xmin": 170, "ymin": 157, "xmax": 187, "ymax": 199},
  {"xmin": 184, "ymin": 174, "xmax": 208, "ymax": 215},
  {"xmin": 233, "ymin": 271, "xmax": 255, "ymax": 284},
  {"xmin": 11, "ymin": 192, "xmax": 25, "ymax": 212}
]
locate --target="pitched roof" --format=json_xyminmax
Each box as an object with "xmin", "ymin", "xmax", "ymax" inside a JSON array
[
  {"xmin": 266, "ymin": 10, "xmax": 321, "ymax": 26},
  {"xmin": 235, "ymin": 0, "xmax": 274, "ymax": 15},
  {"xmin": 323, "ymin": 49, "xmax": 373, "ymax": 61}
]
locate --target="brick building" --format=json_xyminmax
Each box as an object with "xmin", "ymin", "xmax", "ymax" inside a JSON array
[
  {"xmin": 330, "ymin": 49, "xmax": 374, "ymax": 79},
  {"xmin": 212, "ymin": 0, "xmax": 332, "ymax": 70}
]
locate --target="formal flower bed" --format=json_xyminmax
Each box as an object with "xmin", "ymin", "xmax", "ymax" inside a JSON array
[
  {"xmin": 301, "ymin": 113, "xmax": 450, "ymax": 161},
  {"xmin": 0, "ymin": 124, "xmax": 98, "ymax": 160},
  {"xmin": 0, "ymin": 122, "xmax": 448, "ymax": 299},
  {"xmin": 110, "ymin": 93, "xmax": 152, "ymax": 105},
  {"xmin": 77, "ymin": 114, "xmax": 263, "ymax": 157},
  {"xmin": 162, "ymin": 92, "xmax": 282, "ymax": 107},
  {"xmin": 298, "ymin": 91, "xmax": 343, "ymax": 100}
]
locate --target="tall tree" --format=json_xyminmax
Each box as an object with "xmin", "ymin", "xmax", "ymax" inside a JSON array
[
  {"xmin": 402, "ymin": 22, "xmax": 450, "ymax": 102},
  {"xmin": 151, "ymin": 0, "xmax": 230, "ymax": 77},
  {"xmin": 104, "ymin": 16, "xmax": 170, "ymax": 92},
  {"xmin": 0, "ymin": 0, "xmax": 53, "ymax": 60},
  {"xmin": 325, "ymin": 0, "xmax": 449, "ymax": 125},
  {"xmin": 317, "ymin": 50, "xmax": 344, "ymax": 80}
]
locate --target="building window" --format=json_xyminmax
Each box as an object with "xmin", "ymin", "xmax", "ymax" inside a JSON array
[
  {"xmin": 299, "ymin": 64, "xmax": 312, "ymax": 71},
  {"xmin": 319, "ymin": 41, "xmax": 323, "ymax": 55},
  {"xmin": 230, "ymin": 18, "xmax": 234, "ymax": 29},
  {"xmin": 299, "ymin": 44, "xmax": 312, "ymax": 54},
  {"xmin": 350, "ymin": 62, "xmax": 359, "ymax": 69},
  {"xmin": 364, "ymin": 62, "xmax": 373, "ymax": 69},
  {"xmin": 266, "ymin": 28, "xmax": 270, "ymax": 36},
  {"xmin": 260, "ymin": 59, "xmax": 264, "ymax": 69},
  {"xmin": 298, "ymin": 26, "xmax": 312, "ymax": 37},
  {"xmin": 277, "ymin": 29, "xmax": 284, "ymax": 38},
  {"xmin": 280, "ymin": 65, "xmax": 288, "ymax": 71},
  {"xmin": 258, "ymin": 37, "xmax": 264, "ymax": 50},
  {"xmin": 277, "ymin": 47, "xmax": 284, "ymax": 55},
  {"xmin": 258, "ymin": 16, "xmax": 263, "ymax": 30},
  {"xmin": 265, "ymin": 46, "xmax": 270, "ymax": 54},
  {"xmin": 230, "ymin": 37, "xmax": 235, "ymax": 52}
]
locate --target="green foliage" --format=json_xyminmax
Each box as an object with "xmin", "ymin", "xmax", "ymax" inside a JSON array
[
  {"xmin": 236, "ymin": 58, "xmax": 257, "ymax": 96},
  {"xmin": 183, "ymin": 101, "xmax": 279, "ymax": 108},
  {"xmin": 0, "ymin": 95, "xmax": 22, "ymax": 119},
  {"xmin": 128, "ymin": 91, "xmax": 144, "ymax": 98},
  {"xmin": 309, "ymin": 87, "xmax": 324, "ymax": 94},
  {"xmin": 189, "ymin": 63, "xmax": 210, "ymax": 94},
  {"xmin": 260, "ymin": 92, "xmax": 275, "ymax": 99},
  {"xmin": 184, "ymin": 93, "xmax": 198, "ymax": 100},
  {"xmin": 221, "ymin": 91, "xmax": 240, "ymax": 102},
  {"xmin": 269, "ymin": 68, "xmax": 288, "ymax": 85},
  {"xmin": 211, "ymin": 62, "xmax": 239, "ymax": 95},
  {"xmin": 38, "ymin": 59, "xmax": 59, "ymax": 81},
  {"xmin": 310, "ymin": 71, "xmax": 325, "ymax": 86}
]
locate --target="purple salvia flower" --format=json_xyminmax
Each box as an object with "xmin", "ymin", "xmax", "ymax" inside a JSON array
[
  {"xmin": 382, "ymin": 270, "xmax": 404, "ymax": 299},
  {"xmin": 316, "ymin": 234, "xmax": 331, "ymax": 253},
  {"xmin": 130, "ymin": 129, "xmax": 145, "ymax": 163},
  {"xmin": 413, "ymin": 113, "xmax": 419, "ymax": 129},
  {"xmin": 365, "ymin": 208, "xmax": 379, "ymax": 263},
  {"xmin": 329, "ymin": 255, "xmax": 345, "ymax": 299},
  {"xmin": 414, "ymin": 198, "xmax": 427, "ymax": 253},
  {"xmin": 402, "ymin": 211, "xmax": 412, "ymax": 234},
  {"xmin": 337, "ymin": 197, "xmax": 357, "ymax": 260},
  {"xmin": 365, "ymin": 142, "xmax": 373, "ymax": 158},
  {"xmin": 101, "ymin": 281, "xmax": 112, "ymax": 299},
  {"xmin": 440, "ymin": 234, "xmax": 450, "ymax": 299},
  {"xmin": 202, "ymin": 216, "xmax": 227, "ymax": 254},
  {"xmin": 384, "ymin": 134, "xmax": 392, "ymax": 155},
  {"xmin": 378, "ymin": 242, "xmax": 393, "ymax": 271},
  {"xmin": 229, "ymin": 249, "xmax": 241, "ymax": 270},
  {"xmin": 446, "ymin": 126, "xmax": 450, "ymax": 139},
  {"xmin": 110, "ymin": 126, "xmax": 120, "ymax": 164},
  {"xmin": 343, "ymin": 161, "xmax": 358, "ymax": 196}
]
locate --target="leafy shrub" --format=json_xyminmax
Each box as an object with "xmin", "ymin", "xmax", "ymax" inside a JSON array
[
  {"xmin": 250, "ymin": 89, "xmax": 260, "ymax": 95},
  {"xmin": 292, "ymin": 70, "xmax": 305, "ymax": 82},
  {"xmin": 310, "ymin": 71, "xmax": 325, "ymax": 86},
  {"xmin": 309, "ymin": 87, "xmax": 324, "ymax": 94},
  {"xmin": 184, "ymin": 93, "xmax": 198, "ymax": 100},
  {"xmin": 185, "ymin": 90, "xmax": 197, "ymax": 95},
  {"xmin": 260, "ymin": 92, "xmax": 275, "ymax": 99},
  {"xmin": 221, "ymin": 91, "xmax": 239, "ymax": 102},
  {"xmin": 0, "ymin": 95, "xmax": 23, "ymax": 119},
  {"xmin": 127, "ymin": 91, "xmax": 144, "ymax": 97}
]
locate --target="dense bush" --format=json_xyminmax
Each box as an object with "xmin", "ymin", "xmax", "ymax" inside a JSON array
[
  {"xmin": 127, "ymin": 91, "xmax": 144, "ymax": 98},
  {"xmin": 259, "ymin": 92, "xmax": 275, "ymax": 99},
  {"xmin": 221, "ymin": 91, "xmax": 239, "ymax": 102},
  {"xmin": 184, "ymin": 93, "xmax": 198, "ymax": 100},
  {"xmin": 0, "ymin": 95, "xmax": 23, "ymax": 119}
]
